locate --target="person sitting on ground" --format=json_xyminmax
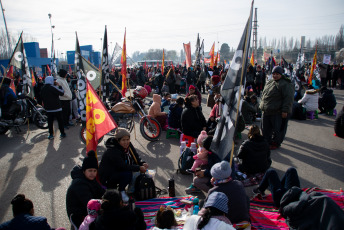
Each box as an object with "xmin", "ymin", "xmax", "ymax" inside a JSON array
[
  {"xmin": 183, "ymin": 192, "xmax": 235, "ymax": 230},
  {"xmin": 186, "ymin": 85, "xmax": 202, "ymax": 106},
  {"xmin": 66, "ymin": 150, "xmax": 105, "ymax": 228},
  {"xmin": 151, "ymin": 206, "xmax": 178, "ymax": 230},
  {"xmin": 98, "ymin": 128, "xmax": 148, "ymax": 203},
  {"xmin": 79, "ymin": 199, "xmax": 102, "ymax": 230},
  {"xmin": 297, "ymin": 85, "xmax": 319, "ymax": 112},
  {"xmin": 0, "ymin": 194, "xmax": 65, "ymax": 230},
  {"xmin": 167, "ymin": 97, "xmax": 184, "ymax": 129},
  {"xmin": 185, "ymin": 136, "xmax": 220, "ymax": 194},
  {"xmin": 334, "ymin": 105, "xmax": 344, "ymax": 138},
  {"xmin": 181, "ymin": 95, "xmax": 207, "ymax": 139},
  {"xmin": 200, "ymin": 161, "xmax": 250, "ymax": 225},
  {"xmin": 253, "ymin": 167, "xmax": 300, "ymax": 208},
  {"xmin": 318, "ymin": 86, "xmax": 336, "ymax": 113},
  {"xmin": 91, "ymin": 189, "xmax": 146, "ymax": 230},
  {"xmin": 161, "ymin": 92, "xmax": 171, "ymax": 113},
  {"xmin": 143, "ymin": 82, "xmax": 152, "ymax": 96},
  {"xmin": 237, "ymin": 125, "xmax": 271, "ymax": 175},
  {"xmin": 148, "ymin": 94, "xmax": 168, "ymax": 130}
]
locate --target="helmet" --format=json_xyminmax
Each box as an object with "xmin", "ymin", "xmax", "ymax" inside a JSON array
[{"xmin": 133, "ymin": 86, "xmax": 148, "ymax": 99}]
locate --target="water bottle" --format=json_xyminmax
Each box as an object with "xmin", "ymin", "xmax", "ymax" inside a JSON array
[
  {"xmin": 190, "ymin": 142, "xmax": 197, "ymax": 155},
  {"xmin": 168, "ymin": 178, "xmax": 175, "ymax": 197},
  {"xmin": 193, "ymin": 205, "xmax": 199, "ymax": 215},
  {"xmin": 180, "ymin": 141, "xmax": 186, "ymax": 155},
  {"xmin": 128, "ymin": 197, "xmax": 135, "ymax": 211}
]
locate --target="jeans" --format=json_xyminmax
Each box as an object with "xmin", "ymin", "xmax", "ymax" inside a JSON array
[
  {"xmin": 106, "ymin": 171, "xmax": 133, "ymax": 191},
  {"xmin": 262, "ymin": 113, "xmax": 282, "ymax": 145},
  {"xmin": 47, "ymin": 111, "xmax": 65, "ymax": 135},
  {"xmin": 60, "ymin": 100, "xmax": 71, "ymax": 126},
  {"xmin": 258, "ymin": 167, "xmax": 300, "ymax": 207}
]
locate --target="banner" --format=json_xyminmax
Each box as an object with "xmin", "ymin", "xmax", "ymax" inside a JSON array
[
  {"xmin": 183, "ymin": 42, "xmax": 192, "ymax": 68},
  {"xmin": 86, "ymin": 79, "xmax": 117, "ymax": 153},
  {"xmin": 308, "ymin": 46, "xmax": 317, "ymax": 85},
  {"xmin": 195, "ymin": 33, "xmax": 201, "ymax": 66},
  {"xmin": 101, "ymin": 25, "xmax": 110, "ymax": 102},
  {"xmin": 209, "ymin": 42, "xmax": 215, "ymax": 68},
  {"xmin": 162, "ymin": 49, "xmax": 165, "ymax": 74},
  {"xmin": 211, "ymin": 1, "xmax": 254, "ymax": 161},
  {"xmin": 121, "ymin": 28, "xmax": 127, "ymax": 96},
  {"xmin": 75, "ymin": 32, "xmax": 87, "ymax": 121},
  {"xmin": 323, "ymin": 54, "xmax": 331, "ymax": 64}
]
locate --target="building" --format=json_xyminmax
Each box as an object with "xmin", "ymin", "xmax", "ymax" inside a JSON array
[{"xmin": 66, "ymin": 45, "xmax": 101, "ymax": 70}]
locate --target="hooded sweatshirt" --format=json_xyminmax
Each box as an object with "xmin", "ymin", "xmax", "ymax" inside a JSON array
[
  {"xmin": 40, "ymin": 76, "xmax": 64, "ymax": 112},
  {"xmin": 148, "ymin": 94, "xmax": 166, "ymax": 118}
]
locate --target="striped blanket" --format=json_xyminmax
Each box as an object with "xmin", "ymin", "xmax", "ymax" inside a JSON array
[{"xmin": 136, "ymin": 188, "xmax": 344, "ymax": 230}]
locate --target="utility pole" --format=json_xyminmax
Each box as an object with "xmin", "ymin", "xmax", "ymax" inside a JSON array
[
  {"xmin": 0, "ymin": 0, "xmax": 11, "ymax": 57},
  {"xmin": 253, "ymin": 8, "xmax": 258, "ymax": 64},
  {"xmin": 48, "ymin": 13, "xmax": 55, "ymax": 69}
]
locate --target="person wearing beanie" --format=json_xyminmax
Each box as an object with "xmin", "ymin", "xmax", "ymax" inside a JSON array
[
  {"xmin": 66, "ymin": 151, "xmax": 105, "ymax": 228},
  {"xmin": 56, "ymin": 69, "xmax": 73, "ymax": 129},
  {"xmin": 185, "ymin": 84, "xmax": 202, "ymax": 106},
  {"xmin": 40, "ymin": 75, "xmax": 66, "ymax": 139},
  {"xmin": 259, "ymin": 65, "xmax": 294, "ymax": 150},
  {"xmin": 186, "ymin": 67, "xmax": 197, "ymax": 93},
  {"xmin": 183, "ymin": 192, "xmax": 235, "ymax": 230},
  {"xmin": 79, "ymin": 199, "xmax": 102, "ymax": 230},
  {"xmin": 187, "ymin": 131, "xmax": 209, "ymax": 173},
  {"xmin": 185, "ymin": 136, "xmax": 220, "ymax": 194},
  {"xmin": 98, "ymin": 128, "xmax": 149, "ymax": 202},
  {"xmin": 197, "ymin": 161, "xmax": 251, "ymax": 225},
  {"xmin": 206, "ymin": 74, "xmax": 221, "ymax": 108}
]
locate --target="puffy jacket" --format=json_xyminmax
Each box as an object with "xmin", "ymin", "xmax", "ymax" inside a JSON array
[
  {"xmin": 319, "ymin": 88, "xmax": 336, "ymax": 111},
  {"xmin": 297, "ymin": 89, "xmax": 319, "ymax": 111},
  {"xmin": 259, "ymin": 76, "xmax": 294, "ymax": 115},
  {"xmin": 181, "ymin": 106, "xmax": 206, "ymax": 138},
  {"xmin": 167, "ymin": 103, "xmax": 183, "ymax": 129},
  {"xmin": 237, "ymin": 135, "xmax": 271, "ymax": 174},
  {"xmin": 148, "ymin": 94, "xmax": 166, "ymax": 117},
  {"xmin": 0, "ymin": 214, "xmax": 52, "ymax": 230},
  {"xmin": 66, "ymin": 165, "xmax": 105, "ymax": 228},
  {"xmin": 40, "ymin": 77, "xmax": 64, "ymax": 112}
]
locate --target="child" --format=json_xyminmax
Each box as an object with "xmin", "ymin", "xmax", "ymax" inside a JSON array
[
  {"xmin": 78, "ymin": 199, "xmax": 102, "ymax": 230},
  {"xmin": 167, "ymin": 97, "xmax": 184, "ymax": 129},
  {"xmin": 152, "ymin": 206, "xmax": 178, "ymax": 230},
  {"xmin": 187, "ymin": 131, "xmax": 208, "ymax": 173},
  {"xmin": 148, "ymin": 94, "xmax": 168, "ymax": 130},
  {"xmin": 161, "ymin": 92, "xmax": 171, "ymax": 113}
]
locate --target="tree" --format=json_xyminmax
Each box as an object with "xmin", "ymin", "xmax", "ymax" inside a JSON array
[
  {"xmin": 335, "ymin": 25, "xmax": 344, "ymax": 50},
  {"xmin": 220, "ymin": 43, "xmax": 230, "ymax": 62}
]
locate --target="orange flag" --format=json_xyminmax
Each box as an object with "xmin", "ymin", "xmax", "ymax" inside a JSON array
[
  {"xmin": 6, "ymin": 66, "xmax": 16, "ymax": 94},
  {"xmin": 46, "ymin": 65, "xmax": 52, "ymax": 75},
  {"xmin": 250, "ymin": 51, "xmax": 254, "ymax": 66},
  {"xmin": 171, "ymin": 62, "xmax": 174, "ymax": 71},
  {"xmin": 214, "ymin": 51, "xmax": 220, "ymax": 67},
  {"xmin": 308, "ymin": 46, "xmax": 317, "ymax": 85},
  {"xmin": 31, "ymin": 69, "xmax": 36, "ymax": 87},
  {"xmin": 162, "ymin": 49, "xmax": 165, "ymax": 74},
  {"xmin": 86, "ymin": 79, "xmax": 117, "ymax": 153},
  {"xmin": 121, "ymin": 28, "xmax": 127, "ymax": 96},
  {"xmin": 69, "ymin": 64, "xmax": 72, "ymax": 74},
  {"xmin": 209, "ymin": 42, "xmax": 215, "ymax": 68}
]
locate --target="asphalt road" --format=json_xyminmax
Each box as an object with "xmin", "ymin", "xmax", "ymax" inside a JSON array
[{"xmin": 0, "ymin": 89, "xmax": 343, "ymax": 229}]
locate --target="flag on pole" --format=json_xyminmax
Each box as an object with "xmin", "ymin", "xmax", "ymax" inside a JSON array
[
  {"xmin": 214, "ymin": 51, "xmax": 219, "ymax": 67},
  {"xmin": 171, "ymin": 62, "xmax": 174, "ymax": 71},
  {"xmin": 308, "ymin": 46, "xmax": 317, "ymax": 85},
  {"xmin": 121, "ymin": 28, "xmax": 127, "ymax": 96},
  {"xmin": 195, "ymin": 33, "xmax": 201, "ymax": 66},
  {"xmin": 250, "ymin": 51, "xmax": 254, "ymax": 66},
  {"xmin": 9, "ymin": 32, "xmax": 33, "ymax": 98},
  {"xmin": 6, "ymin": 66, "xmax": 16, "ymax": 94},
  {"xmin": 79, "ymin": 53, "xmax": 101, "ymax": 91},
  {"xmin": 101, "ymin": 25, "xmax": 110, "ymax": 103},
  {"xmin": 31, "ymin": 68, "xmax": 36, "ymax": 87},
  {"xmin": 211, "ymin": 1, "xmax": 254, "ymax": 161},
  {"xmin": 47, "ymin": 65, "xmax": 52, "ymax": 75},
  {"xmin": 209, "ymin": 42, "xmax": 215, "ymax": 68},
  {"xmin": 86, "ymin": 79, "xmax": 117, "ymax": 153},
  {"xmin": 183, "ymin": 42, "xmax": 192, "ymax": 68},
  {"xmin": 68, "ymin": 64, "xmax": 72, "ymax": 74},
  {"xmin": 75, "ymin": 32, "xmax": 87, "ymax": 121},
  {"xmin": 162, "ymin": 49, "xmax": 165, "ymax": 74}
]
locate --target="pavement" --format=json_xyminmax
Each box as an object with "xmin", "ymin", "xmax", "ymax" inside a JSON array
[{"xmin": 0, "ymin": 89, "xmax": 343, "ymax": 229}]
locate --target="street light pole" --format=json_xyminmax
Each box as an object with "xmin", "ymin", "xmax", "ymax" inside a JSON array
[
  {"xmin": 48, "ymin": 13, "xmax": 54, "ymax": 69},
  {"xmin": 0, "ymin": 0, "xmax": 11, "ymax": 57}
]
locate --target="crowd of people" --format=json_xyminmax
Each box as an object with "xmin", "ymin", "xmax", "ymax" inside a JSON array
[{"xmin": 1, "ymin": 61, "xmax": 344, "ymax": 229}]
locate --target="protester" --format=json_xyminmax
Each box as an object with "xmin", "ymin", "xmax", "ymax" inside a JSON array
[
  {"xmin": 297, "ymin": 85, "xmax": 319, "ymax": 112},
  {"xmin": 174, "ymin": 69, "xmax": 183, "ymax": 94},
  {"xmin": 56, "ymin": 69, "xmax": 73, "ymax": 129},
  {"xmin": 148, "ymin": 94, "xmax": 168, "ymax": 130},
  {"xmin": 334, "ymin": 105, "xmax": 344, "ymax": 138},
  {"xmin": 186, "ymin": 67, "xmax": 197, "ymax": 93},
  {"xmin": 187, "ymin": 131, "xmax": 209, "ymax": 173},
  {"xmin": 259, "ymin": 66, "xmax": 294, "ymax": 150},
  {"xmin": 151, "ymin": 206, "xmax": 178, "ymax": 230},
  {"xmin": 183, "ymin": 192, "xmax": 235, "ymax": 230},
  {"xmin": 318, "ymin": 86, "xmax": 336, "ymax": 113},
  {"xmin": 167, "ymin": 97, "xmax": 184, "ymax": 129},
  {"xmin": 330, "ymin": 65, "xmax": 340, "ymax": 88},
  {"xmin": 67, "ymin": 74, "xmax": 80, "ymax": 123},
  {"xmin": 207, "ymin": 94, "xmax": 222, "ymax": 132},
  {"xmin": 181, "ymin": 95, "xmax": 206, "ymax": 139},
  {"xmin": 186, "ymin": 85, "xmax": 202, "ymax": 106},
  {"xmin": 166, "ymin": 68, "xmax": 176, "ymax": 94},
  {"xmin": 98, "ymin": 128, "xmax": 148, "ymax": 202},
  {"xmin": 237, "ymin": 125, "xmax": 271, "ymax": 174},
  {"xmin": 0, "ymin": 194, "xmax": 65, "ymax": 230},
  {"xmin": 206, "ymin": 75, "xmax": 221, "ymax": 108},
  {"xmin": 161, "ymin": 92, "xmax": 171, "ymax": 113},
  {"xmin": 318, "ymin": 63, "xmax": 328, "ymax": 87},
  {"xmin": 66, "ymin": 150, "xmax": 105, "ymax": 228},
  {"xmin": 241, "ymin": 96, "xmax": 257, "ymax": 125},
  {"xmin": 78, "ymin": 199, "xmax": 102, "ymax": 230},
  {"xmin": 0, "ymin": 77, "xmax": 20, "ymax": 119},
  {"xmin": 34, "ymin": 77, "xmax": 44, "ymax": 105},
  {"xmin": 255, "ymin": 65, "xmax": 265, "ymax": 96},
  {"xmin": 91, "ymin": 189, "xmax": 146, "ymax": 230},
  {"xmin": 197, "ymin": 69, "xmax": 207, "ymax": 94},
  {"xmin": 40, "ymin": 76, "xmax": 66, "ymax": 139}
]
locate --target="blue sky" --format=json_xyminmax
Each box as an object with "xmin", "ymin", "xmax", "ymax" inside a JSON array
[{"xmin": 1, "ymin": 0, "xmax": 343, "ymax": 57}]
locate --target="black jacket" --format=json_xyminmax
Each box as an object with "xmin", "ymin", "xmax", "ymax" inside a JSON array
[
  {"xmin": 98, "ymin": 139, "xmax": 145, "ymax": 186},
  {"xmin": 186, "ymin": 71, "xmax": 196, "ymax": 84},
  {"xmin": 335, "ymin": 108, "xmax": 344, "ymax": 138},
  {"xmin": 181, "ymin": 106, "xmax": 206, "ymax": 138},
  {"xmin": 280, "ymin": 187, "xmax": 344, "ymax": 230},
  {"xmin": 40, "ymin": 84, "xmax": 64, "ymax": 111},
  {"xmin": 319, "ymin": 89, "xmax": 336, "ymax": 112},
  {"xmin": 66, "ymin": 165, "xmax": 105, "ymax": 228},
  {"xmin": 237, "ymin": 135, "xmax": 271, "ymax": 174},
  {"xmin": 167, "ymin": 103, "xmax": 183, "ymax": 129}
]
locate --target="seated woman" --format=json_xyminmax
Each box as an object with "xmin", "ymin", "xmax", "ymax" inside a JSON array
[
  {"xmin": 186, "ymin": 85, "xmax": 202, "ymax": 106},
  {"xmin": 297, "ymin": 85, "xmax": 319, "ymax": 112},
  {"xmin": 183, "ymin": 192, "xmax": 235, "ymax": 230},
  {"xmin": 207, "ymin": 94, "xmax": 222, "ymax": 132},
  {"xmin": 66, "ymin": 150, "xmax": 105, "ymax": 228},
  {"xmin": 151, "ymin": 206, "xmax": 178, "ymax": 230},
  {"xmin": 98, "ymin": 128, "xmax": 148, "ymax": 202},
  {"xmin": 148, "ymin": 94, "xmax": 168, "ymax": 130},
  {"xmin": 181, "ymin": 95, "xmax": 207, "ymax": 139},
  {"xmin": 237, "ymin": 125, "xmax": 271, "ymax": 175},
  {"xmin": 0, "ymin": 194, "xmax": 65, "ymax": 230},
  {"xmin": 335, "ymin": 105, "xmax": 344, "ymax": 138},
  {"xmin": 167, "ymin": 97, "xmax": 184, "ymax": 129},
  {"xmin": 91, "ymin": 189, "xmax": 146, "ymax": 230}
]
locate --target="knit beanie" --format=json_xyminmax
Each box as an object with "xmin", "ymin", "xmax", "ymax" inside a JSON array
[
  {"xmin": 82, "ymin": 150, "xmax": 98, "ymax": 171},
  {"xmin": 87, "ymin": 199, "xmax": 102, "ymax": 217},
  {"xmin": 205, "ymin": 192, "xmax": 228, "ymax": 214},
  {"xmin": 272, "ymin": 66, "xmax": 284, "ymax": 75},
  {"xmin": 211, "ymin": 161, "xmax": 232, "ymax": 180},
  {"xmin": 197, "ymin": 131, "xmax": 208, "ymax": 146},
  {"xmin": 212, "ymin": 75, "xmax": 221, "ymax": 85},
  {"xmin": 202, "ymin": 136, "xmax": 213, "ymax": 151},
  {"xmin": 189, "ymin": 85, "xmax": 196, "ymax": 91},
  {"xmin": 114, "ymin": 128, "xmax": 130, "ymax": 140}
]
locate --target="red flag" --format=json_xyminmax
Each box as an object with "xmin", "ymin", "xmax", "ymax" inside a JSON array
[
  {"xmin": 157, "ymin": 62, "xmax": 159, "ymax": 69},
  {"xmin": 171, "ymin": 62, "xmax": 174, "ymax": 71},
  {"xmin": 162, "ymin": 49, "xmax": 165, "ymax": 74},
  {"xmin": 46, "ymin": 65, "xmax": 52, "ymax": 75},
  {"xmin": 69, "ymin": 64, "xmax": 72, "ymax": 74},
  {"xmin": 214, "ymin": 51, "xmax": 219, "ymax": 67},
  {"xmin": 209, "ymin": 42, "xmax": 215, "ymax": 68},
  {"xmin": 31, "ymin": 69, "xmax": 36, "ymax": 87},
  {"xmin": 121, "ymin": 28, "xmax": 127, "ymax": 96},
  {"xmin": 86, "ymin": 79, "xmax": 117, "ymax": 153},
  {"xmin": 6, "ymin": 66, "xmax": 16, "ymax": 94},
  {"xmin": 183, "ymin": 43, "xmax": 192, "ymax": 68},
  {"xmin": 308, "ymin": 46, "xmax": 317, "ymax": 85}
]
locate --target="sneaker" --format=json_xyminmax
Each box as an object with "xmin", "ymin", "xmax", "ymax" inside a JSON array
[
  {"xmin": 48, "ymin": 135, "xmax": 54, "ymax": 140},
  {"xmin": 60, "ymin": 133, "xmax": 66, "ymax": 138},
  {"xmin": 185, "ymin": 184, "xmax": 202, "ymax": 194},
  {"xmin": 121, "ymin": 191, "xmax": 129, "ymax": 203},
  {"xmin": 186, "ymin": 169, "xmax": 195, "ymax": 174}
]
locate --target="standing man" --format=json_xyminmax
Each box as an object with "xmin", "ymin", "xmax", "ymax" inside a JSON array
[
  {"xmin": 56, "ymin": 69, "xmax": 73, "ymax": 129},
  {"xmin": 186, "ymin": 67, "xmax": 196, "ymax": 93},
  {"xmin": 259, "ymin": 66, "xmax": 294, "ymax": 150}
]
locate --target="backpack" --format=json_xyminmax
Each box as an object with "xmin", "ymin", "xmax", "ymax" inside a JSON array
[
  {"xmin": 134, "ymin": 173, "xmax": 156, "ymax": 201},
  {"xmin": 178, "ymin": 147, "xmax": 195, "ymax": 175}
]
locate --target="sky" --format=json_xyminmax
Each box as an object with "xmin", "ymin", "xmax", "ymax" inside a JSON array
[{"xmin": 1, "ymin": 0, "xmax": 344, "ymax": 58}]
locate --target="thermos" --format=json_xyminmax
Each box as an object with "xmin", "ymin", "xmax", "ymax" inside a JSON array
[
  {"xmin": 180, "ymin": 141, "xmax": 186, "ymax": 155},
  {"xmin": 190, "ymin": 142, "xmax": 197, "ymax": 155},
  {"xmin": 168, "ymin": 178, "xmax": 175, "ymax": 197}
]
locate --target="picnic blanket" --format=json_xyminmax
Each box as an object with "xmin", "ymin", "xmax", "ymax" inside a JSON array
[{"xmin": 250, "ymin": 187, "xmax": 344, "ymax": 230}]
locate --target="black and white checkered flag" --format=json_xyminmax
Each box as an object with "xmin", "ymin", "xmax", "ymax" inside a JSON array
[{"xmin": 101, "ymin": 26, "xmax": 110, "ymax": 103}]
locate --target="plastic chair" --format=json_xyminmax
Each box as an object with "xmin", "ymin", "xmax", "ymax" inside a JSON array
[
  {"xmin": 306, "ymin": 110, "xmax": 318, "ymax": 120},
  {"xmin": 326, "ymin": 109, "xmax": 337, "ymax": 116},
  {"xmin": 166, "ymin": 127, "xmax": 180, "ymax": 139},
  {"xmin": 180, "ymin": 134, "xmax": 196, "ymax": 147}
]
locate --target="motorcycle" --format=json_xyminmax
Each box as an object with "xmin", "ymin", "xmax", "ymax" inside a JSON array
[
  {"xmin": 79, "ymin": 86, "xmax": 161, "ymax": 143},
  {"xmin": 0, "ymin": 94, "xmax": 48, "ymax": 134}
]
